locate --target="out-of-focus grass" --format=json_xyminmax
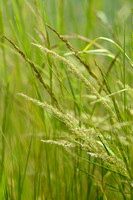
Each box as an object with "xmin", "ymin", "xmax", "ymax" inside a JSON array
[{"xmin": 0, "ymin": 0, "xmax": 133, "ymax": 199}]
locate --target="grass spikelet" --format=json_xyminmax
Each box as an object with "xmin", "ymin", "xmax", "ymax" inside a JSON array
[
  {"xmin": 33, "ymin": 43, "xmax": 116, "ymax": 119},
  {"xmin": 18, "ymin": 93, "xmax": 129, "ymax": 178},
  {"xmin": 46, "ymin": 24, "xmax": 109, "ymax": 95},
  {"xmin": 41, "ymin": 140, "xmax": 75, "ymax": 148},
  {"xmin": 2, "ymin": 35, "xmax": 62, "ymax": 112}
]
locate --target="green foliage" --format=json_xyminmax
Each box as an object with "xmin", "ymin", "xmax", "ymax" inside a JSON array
[{"xmin": 0, "ymin": 0, "xmax": 133, "ymax": 199}]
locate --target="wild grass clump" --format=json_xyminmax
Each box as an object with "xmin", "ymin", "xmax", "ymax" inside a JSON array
[{"xmin": 0, "ymin": 0, "xmax": 133, "ymax": 199}]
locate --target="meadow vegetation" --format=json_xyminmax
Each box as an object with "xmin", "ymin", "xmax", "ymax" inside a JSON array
[{"xmin": 0, "ymin": 0, "xmax": 133, "ymax": 199}]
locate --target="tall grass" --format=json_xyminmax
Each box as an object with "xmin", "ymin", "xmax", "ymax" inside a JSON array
[{"xmin": 0, "ymin": 0, "xmax": 133, "ymax": 199}]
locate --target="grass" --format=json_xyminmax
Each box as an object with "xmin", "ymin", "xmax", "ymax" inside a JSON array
[{"xmin": 0, "ymin": 0, "xmax": 133, "ymax": 199}]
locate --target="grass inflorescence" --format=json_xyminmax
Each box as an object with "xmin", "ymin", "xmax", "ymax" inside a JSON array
[{"xmin": 0, "ymin": 0, "xmax": 133, "ymax": 199}]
